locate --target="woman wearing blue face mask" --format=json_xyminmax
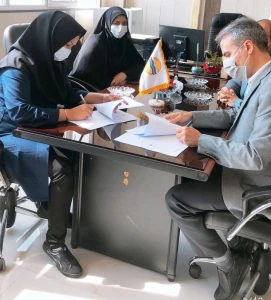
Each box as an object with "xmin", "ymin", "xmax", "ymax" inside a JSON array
[
  {"xmin": 70, "ymin": 6, "xmax": 145, "ymax": 90},
  {"xmin": 0, "ymin": 10, "xmax": 120, "ymax": 278}
]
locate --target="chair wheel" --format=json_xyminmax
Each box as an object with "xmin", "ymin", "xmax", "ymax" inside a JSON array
[
  {"xmin": 0, "ymin": 258, "xmax": 5, "ymax": 271},
  {"xmin": 189, "ymin": 263, "xmax": 202, "ymax": 279}
]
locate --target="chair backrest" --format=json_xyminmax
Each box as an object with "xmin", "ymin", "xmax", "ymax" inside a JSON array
[
  {"xmin": 207, "ymin": 13, "xmax": 243, "ymax": 55},
  {"xmin": 3, "ymin": 23, "xmax": 29, "ymax": 55},
  {"xmin": 3, "ymin": 23, "xmax": 81, "ymax": 73}
]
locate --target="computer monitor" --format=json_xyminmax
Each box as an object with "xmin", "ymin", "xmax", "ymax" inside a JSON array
[{"xmin": 159, "ymin": 25, "xmax": 205, "ymax": 67}]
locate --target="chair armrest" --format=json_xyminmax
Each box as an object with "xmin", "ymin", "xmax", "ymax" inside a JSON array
[
  {"xmin": 242, "ymin": 185, "xmax": 271, "ymax": 217},
  {"xmin": 227, "ymin": 198, "xmax": 271, "ymax": 241},
  {"xmin": 68, "ymin": 76, "xmax": 100, "ymax": 93},
  {"xmin": 226, "ymin": 186, "xmax": 271, "ymax": 242}
]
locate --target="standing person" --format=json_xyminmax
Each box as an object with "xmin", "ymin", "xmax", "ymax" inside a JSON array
[
  {"xmin": 0, "ymin": 10, "xmax": 119, "ymax": 278},
  {"xmin": 70, "ymin": 6, "xmax": 145, "ymax": 90}
]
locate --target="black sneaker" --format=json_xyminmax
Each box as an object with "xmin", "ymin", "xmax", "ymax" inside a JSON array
[
  {"xmin": 43, "ymin": 241, "xmax": 83, "ymax": 278},
  {"xmin": 214, "ymin": 253, "xmax": 251, "ymax": 300}
]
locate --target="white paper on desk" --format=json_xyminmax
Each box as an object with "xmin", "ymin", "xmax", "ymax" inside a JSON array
[
  {"xmin": 118, "ymin": 96, "xmax": 144, "ymax": 109},
  {"xmin": 70, "ymin": 111, "xmax": 116, "ymax": 130},
  {"xmin": 127, "ymin": 112, "xmax": 179, "ymax": 136},
  {"xmin": 70, "ymin": 101, "xmax": 136, "ymax": 130},
  {"xmin": 115, "ymin": 132, "xmax": 188, "ymax": 157},
  {"xmin": 95, "ymin": 100, "xmax": 137, "ymax": 122}
]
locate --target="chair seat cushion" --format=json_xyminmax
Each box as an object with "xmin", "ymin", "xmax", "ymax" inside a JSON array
[{"xmin": 204, "ymin": 211, "xmax": 271, "ymax": 244}]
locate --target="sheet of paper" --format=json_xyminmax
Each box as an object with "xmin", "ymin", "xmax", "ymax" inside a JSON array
[
  {"xmin": 95, "ymin": 100, "xmax": 122, "ymax": 119},
  {"xmin": 115, "ymin": 132, "xmax": 188, "ymax": 157},
  {"xmin": 112, "ymin": 109, "xmax": 137, "ymax": 123},
  {"xmin": 70, "ymin": 111, "xmax": 116, "ymax": 130},
  {"xmin": 127, "ymin": 113, "xmax": 179, "ymax": 136},
  {"xmin": 70, "ymin": 104, "xmax": 137, "ymax": 130},
  {"xmin": 118, "ymin": 96, "xmax": 145, "ymax": 109}
]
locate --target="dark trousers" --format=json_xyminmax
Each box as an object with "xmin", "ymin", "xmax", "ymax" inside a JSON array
[
  {"xmin": 166, "ymin": 166, "xmax": 228, "ymax": 258},
  {"xmin": 46, "ymin": 147, "xmax": 75, "ymax": 243}
]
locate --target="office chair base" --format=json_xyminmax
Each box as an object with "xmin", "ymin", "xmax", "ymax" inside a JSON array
[
  {"xmin": 189, "ymin": 256, "xmax": 216, "ymax": 279},
  {"xmin": 250, "ymin": 247, "xmax": 271, "ymax": 296}
]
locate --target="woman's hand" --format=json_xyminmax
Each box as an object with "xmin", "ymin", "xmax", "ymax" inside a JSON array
[
  {"xmin": 65, "ymin": 104, "xmax": 94, "ymax": 121},
  {"xmin": 110, "ymin": 72, "xmax": 127, "ymax": 86},
  {"xmin": 102, "ymin": 94, "xmax": 122, "ymax": 103},
  {"xmin": 164, "ymin": 111, "xmax": 192, "ymax": 126}
]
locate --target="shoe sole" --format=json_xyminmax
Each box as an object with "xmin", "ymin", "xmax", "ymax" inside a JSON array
[{"xmin": 43, "ymin": 245, "xmax": 82, "ymax": 278}]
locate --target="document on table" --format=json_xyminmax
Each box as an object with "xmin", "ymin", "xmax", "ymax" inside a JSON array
[
  {"xmin": 118, "ymin": 96, "xmax": 145, "ymax": 109},
  {"xmin": 115, "ymin": 133, "xmax": 187, "ymax": 157},
  {"xmin": 70, "ymin": 100, "xmax": 137, "ymax": 130},
  {"xmin": 115, "ymin": 113, "xmax": 188, "ymax": 157},
  {"xmin": 126, "ymin": 112, "xmax": 179, "ymax": 136}
]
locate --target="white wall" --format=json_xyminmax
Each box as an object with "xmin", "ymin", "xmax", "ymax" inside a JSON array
[
  {"xmin": 0, "ymin": 10, "xmax": 95, "ymax": 59},
  {"xmin": 127, "ymin": 0, "xmax": 193, "ymax": 36},
  {"xmin": 220, "ymin": 0, "xmax": 271, "ymax": 20}
]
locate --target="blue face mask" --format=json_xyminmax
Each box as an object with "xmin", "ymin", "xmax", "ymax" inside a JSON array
[
  {"xmin": 110, "ymin": 25, "xmax": 128, "ymax": 39},
  {"xmin": 54, "ymin": 47, "xmax": 71, "ymax": 61}
]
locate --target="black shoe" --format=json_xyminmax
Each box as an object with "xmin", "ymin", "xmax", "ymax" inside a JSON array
[
  {"xmin": 43, "ymin": 241, "xmax": 83, "ymax": 278},
  {"xmin": 214, "ymin": 253, "xmax": 251, "ymax": 300},
  {"xmin": 36, "ymin": 202, "xmax": 73, "ymax": 229}
]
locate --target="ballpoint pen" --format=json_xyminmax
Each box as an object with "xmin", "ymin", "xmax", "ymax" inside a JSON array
[
  {"xmin": 186, "ymin": 120, "xmax": 193, "ymax": 127},
  {"xmin": 80, "ymin": 94, "xmax": 86, "ymax": 104}
]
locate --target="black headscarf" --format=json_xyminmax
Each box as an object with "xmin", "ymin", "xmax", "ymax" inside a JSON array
[
  {"xmin": 0, "ymin": 10, "xmax": 86, "ymax": 104},
  {"xmin": 70, "ymin": 6, "xmax": 145, "ymax": 90}
]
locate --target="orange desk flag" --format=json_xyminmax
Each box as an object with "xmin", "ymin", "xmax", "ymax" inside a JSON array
[{"xmin": 139, "ymin": 39, "xmax": 170, "ymax": 96}]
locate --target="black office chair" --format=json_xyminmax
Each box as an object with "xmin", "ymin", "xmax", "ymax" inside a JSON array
[
  {"xmin": 188, "ymin": 187, "xmax": 271, "ymax": 299},
  {"xmin": 0, "ymin": 140, "xmax": 41, "ymax": 271},
  {"xmin": 3, "ymin": 23, "xmax": 99, "ymax": 92},
  {"xmin": 207, "ymin": 13, "xmax": 243, "ymax": 56}
]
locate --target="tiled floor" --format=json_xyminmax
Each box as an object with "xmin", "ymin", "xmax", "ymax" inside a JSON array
[{"xmin": 1, "ymin": 201, "xmax": 271, "ymax": 300}]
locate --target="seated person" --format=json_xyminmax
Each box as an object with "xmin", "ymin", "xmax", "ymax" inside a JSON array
[
  {"xmin": 218, "ymin": 19, "xmax": 271, "ymax": 108},
  {"xmin": 0, "ymin": 10, "xmax": 119, "ymax": 278},
  {"xmin": 70, "ymin": 6, "xmax": 145, "ymax": 90},
  {"xmin": 164, "ymin": 17, "xmax": 271, "ymax": 300}
]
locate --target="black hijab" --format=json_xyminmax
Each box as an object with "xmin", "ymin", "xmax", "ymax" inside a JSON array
[
  {"xmin": 0, "ymin": 10, "xmax": 86, "ymax": 104},
  {"xmin": 70, "ymin": 6, "xmax": 145, "ymax": 90}
]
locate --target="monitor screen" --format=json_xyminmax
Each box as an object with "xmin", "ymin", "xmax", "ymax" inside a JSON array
[{"xmin": 159, "ymin": 25, "xmax": 205, "ymax": 66}]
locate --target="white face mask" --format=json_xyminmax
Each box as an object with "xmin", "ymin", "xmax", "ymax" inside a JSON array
[
  {"xmin": 54, "ymin": 47, "xmax": 71, "ymax": 61},
  {"xmin": 223, "ymin": 44, "xmax": 250, "ymax": 81},
  {"xmin": 110, "ymin": 25, "xmax": 128, "ymax": 39}
]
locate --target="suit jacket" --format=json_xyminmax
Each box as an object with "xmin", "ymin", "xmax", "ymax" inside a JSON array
[
  {"xmin": 192, "ymin": 61, "xmax": 271, "ymax": 219},
  {"xmin": 226, "ymin": 79, "xmax": 247, "ymax": 99}
]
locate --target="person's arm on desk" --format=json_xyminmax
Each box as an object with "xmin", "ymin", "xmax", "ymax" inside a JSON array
[{"xmin": 165, "ymin": 112, "xmax": 201, "ymax": 147}]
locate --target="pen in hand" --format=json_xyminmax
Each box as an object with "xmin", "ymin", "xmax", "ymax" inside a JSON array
[
  {"xmin": 186, "ymin": 120, "xmax": 193, "ymax": 127},
  {"xmin": 80, "ymin": 94, "xmax": 86, "ymax": 104}
]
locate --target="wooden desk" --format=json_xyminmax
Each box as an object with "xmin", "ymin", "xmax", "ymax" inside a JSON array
[{"xmin": 13, "ymin": 79, "xmax": 225, "ymax": 282}]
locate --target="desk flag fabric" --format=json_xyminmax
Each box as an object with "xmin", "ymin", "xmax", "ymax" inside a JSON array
[{"xmin": 139, "ymin": 39, "xmax": 170, "ymax": 96}]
